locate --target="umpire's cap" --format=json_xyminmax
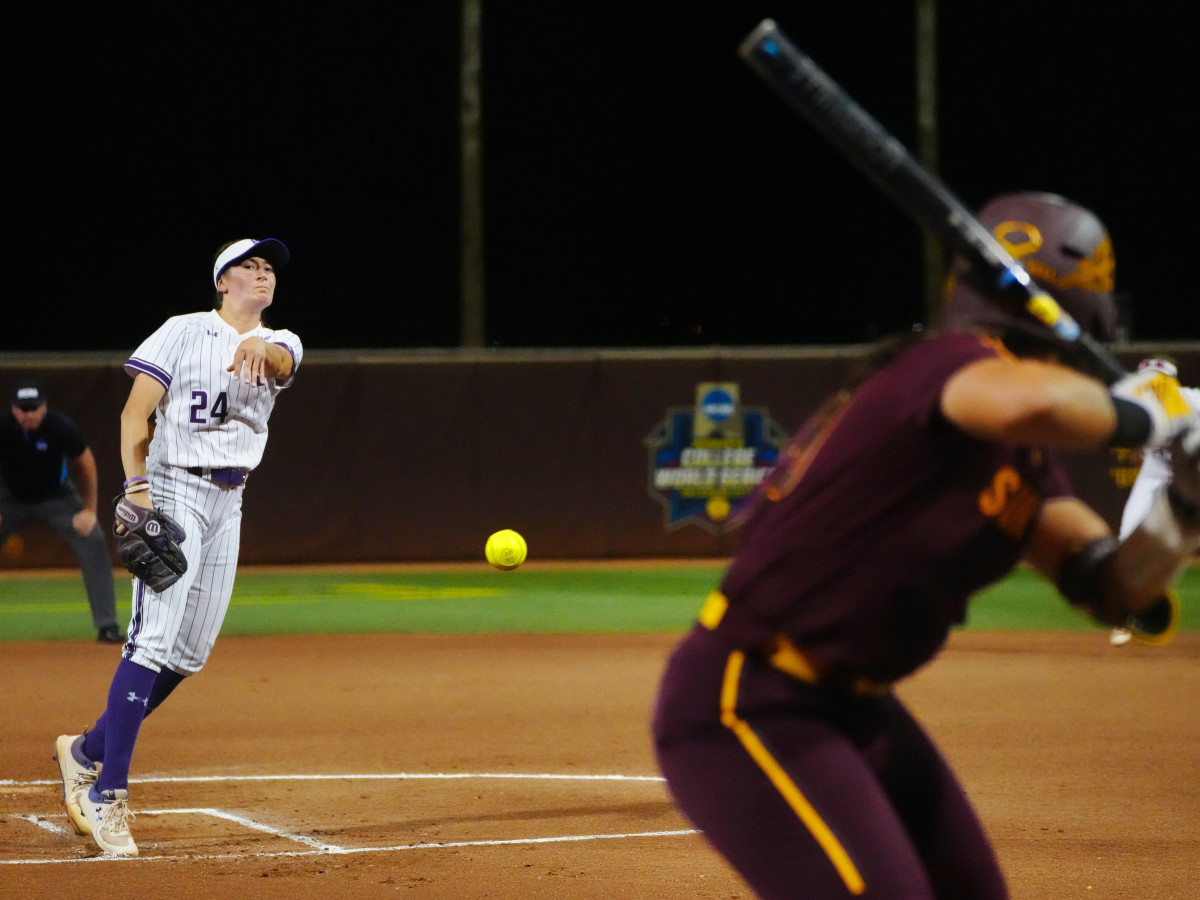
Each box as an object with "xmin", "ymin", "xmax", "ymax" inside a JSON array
[
  {"xmin": 212, "ymin": 238, "xmax": 291, "ymax": 287},
  {"xmin": 11, "ymin": 379, "xmax": 46, "ymax": 410}
]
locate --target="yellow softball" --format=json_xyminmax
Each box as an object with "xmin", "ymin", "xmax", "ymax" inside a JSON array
[{"xmin": 485, "ymin": 529, "xmax": 527, "ymax": 571}]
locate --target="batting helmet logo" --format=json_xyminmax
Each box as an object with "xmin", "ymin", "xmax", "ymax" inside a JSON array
[
  {"xmin": 991, "ymin": 219, "xmax": 1115, "ymax": 295},
  {"xmin": 945, "ymin": 192, "xmax": 1119, "ymax": 343}
]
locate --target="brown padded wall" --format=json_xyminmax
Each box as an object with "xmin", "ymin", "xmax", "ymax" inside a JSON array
[{"xmin": 2, "ymin": 346, "xmax": 1195, "ymax": 567}]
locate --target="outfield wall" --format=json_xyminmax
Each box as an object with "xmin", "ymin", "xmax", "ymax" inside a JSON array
[{"xmin": 3, "ymin": 345, "xmax": 1197, "ymax": 567}]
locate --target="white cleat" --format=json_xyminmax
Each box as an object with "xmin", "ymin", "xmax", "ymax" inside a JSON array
[
  {"xmin": 53, "ymin": 734, "xmax": 101, "ymax": 836},
  {"xmin": 78, "ymin": 786, "xmax": 138, "ymax": 856},
  {"xmin": 1110, "ymin": 627, "xmax": 1133, "ymax": 647}
]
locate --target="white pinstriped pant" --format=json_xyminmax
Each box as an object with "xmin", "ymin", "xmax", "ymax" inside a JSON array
[{"xmin": 124, "ymin": 465, "xmax": 244, "ymax": 675}]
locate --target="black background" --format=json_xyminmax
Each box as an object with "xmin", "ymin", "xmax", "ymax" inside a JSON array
[{"xmin": 6, "ymin": 2, "xmax": 1198, "ymax": 352}]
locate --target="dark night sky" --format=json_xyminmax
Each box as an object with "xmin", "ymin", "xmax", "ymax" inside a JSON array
[{"xmin": 5, "ymin": 3, "xmax": 1198, "ymax": 353}]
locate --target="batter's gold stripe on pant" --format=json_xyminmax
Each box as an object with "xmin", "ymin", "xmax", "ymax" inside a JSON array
[{"xmin": 719, "ymin": 650, "xmax": 866, "ymax": 896}]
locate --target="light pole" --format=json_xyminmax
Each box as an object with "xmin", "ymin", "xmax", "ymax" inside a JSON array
[
  {"xmin": 460, "ymin": 0, "xmax": 486, "ymax": 347},
  {"xmin": 915, "ymin": 0, "xmax": 943, "ymax": 328}
]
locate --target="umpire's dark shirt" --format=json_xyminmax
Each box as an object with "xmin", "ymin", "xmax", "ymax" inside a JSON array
[{"xmin": 0, "ymin": 410, "xmax": 87, "ymax": 502}]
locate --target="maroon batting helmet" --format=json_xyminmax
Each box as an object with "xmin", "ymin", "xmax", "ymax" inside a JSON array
[{"xmin": 945, "ymin": 191, "xmax": 1117, "ymax": 342}]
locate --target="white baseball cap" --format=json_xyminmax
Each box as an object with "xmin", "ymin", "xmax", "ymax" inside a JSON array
[
  {"xmin": 1137, "ymin": 358, "xmax": 1178, "ymax": 378},
  {"xmin": 212, "ymin": 238, "xmax": 291, "ymax": 287}
]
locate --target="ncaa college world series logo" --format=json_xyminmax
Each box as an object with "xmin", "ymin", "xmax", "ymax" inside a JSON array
[{"xmin": 644, "ymin": 382, "xmax": 788, "ymax": 533}]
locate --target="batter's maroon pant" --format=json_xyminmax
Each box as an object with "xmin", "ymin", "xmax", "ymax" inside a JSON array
[{"xmin": 652, "ymin": 626, "xmax": 1008, "ymax": 899}]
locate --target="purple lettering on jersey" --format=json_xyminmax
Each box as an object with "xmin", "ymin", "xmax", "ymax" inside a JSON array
[{"xmin": 189, "ymin": 391, "xmax": 208, "ymax": 424}]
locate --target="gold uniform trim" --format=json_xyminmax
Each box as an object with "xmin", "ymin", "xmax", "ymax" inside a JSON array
[
  {"xmin": 719, "ymin": 650, "xmax": 867, "ymax": 896},
  {"xmin": 698, "ymin": 590, "xmax": 729, "ymax": 629},
  {"xmin": 1130, "ymin": 588, "xmax": 1181, "ymax": 647},
  {"xmin": 699, "ymin": 592, "xmax": 891, "ymax": 697}
]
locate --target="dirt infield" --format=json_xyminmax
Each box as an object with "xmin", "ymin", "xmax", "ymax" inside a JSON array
[{"xmin": 2, "ymin": 630, "xmax": 1198, "ymax": 898}]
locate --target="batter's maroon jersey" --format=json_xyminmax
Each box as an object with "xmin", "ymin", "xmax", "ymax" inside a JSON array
[{"xmin": 718, "ymin": 331, "xmax": 1072, "ymax": 683}]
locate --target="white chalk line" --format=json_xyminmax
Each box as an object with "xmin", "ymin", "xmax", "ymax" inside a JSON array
[
  {"xmin": 2, "ymin": 772, "xmax": 666, "ymax": 788},
  {"xmin": 3, "ymin": 771, "xmax": 696, "ymax": 866},
  {"xmin": 12, "ymin": 814, "xmax": 74, "ymax": 838},
  {"xmin": 162, "ymin": 807, "xmax": 340, "ymax": 851},
  {"xmin": 5, "ymin": 812, "xmax": 697, "ymax": 866}
]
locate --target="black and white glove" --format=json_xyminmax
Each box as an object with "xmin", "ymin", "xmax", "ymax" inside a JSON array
[
  {"xmin": 113, "ymin": 496, "xmax": 188, "ymax": 592},
  {"xmin": 1109, "ymin": 367, "xmax": 1197, "ymax": 448}
]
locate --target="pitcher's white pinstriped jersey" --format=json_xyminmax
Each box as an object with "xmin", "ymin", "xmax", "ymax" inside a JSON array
[{"xmin": 125, "ymin": 309, "xmax": 303, "ymax": 472}]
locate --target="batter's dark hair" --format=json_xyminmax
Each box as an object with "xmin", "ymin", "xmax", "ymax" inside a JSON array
[{"xmin": 846, "ymin": 327, "xmax": 932, "ymax": 390}]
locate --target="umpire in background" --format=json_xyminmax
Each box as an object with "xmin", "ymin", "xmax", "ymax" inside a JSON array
[{"xmin": 0, "ymin": 379, "xmax": 124, "ymax": 643}]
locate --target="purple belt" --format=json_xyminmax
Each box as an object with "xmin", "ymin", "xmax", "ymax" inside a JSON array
[{"xmin": 186, "ymin": 466, "xmax": 246, "ymax": 486}]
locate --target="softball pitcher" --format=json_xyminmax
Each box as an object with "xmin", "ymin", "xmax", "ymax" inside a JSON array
[{"xmin": 53, "ymin": 237, "xmax": 303, "ymax": 856}]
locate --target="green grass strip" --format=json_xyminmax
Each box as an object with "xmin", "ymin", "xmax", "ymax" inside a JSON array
[{"xmin": 0, "ymin": 564, "xmax": 1195, "ymax": 642}]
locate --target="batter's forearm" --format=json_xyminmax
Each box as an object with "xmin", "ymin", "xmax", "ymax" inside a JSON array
[
  {"xmin": 1106, "ymin": 492, "xmax": 1200, "ymax": 613},
  {"xmin": 943, "ymin": 358, "xmax": 1118, "ymax": 450}
]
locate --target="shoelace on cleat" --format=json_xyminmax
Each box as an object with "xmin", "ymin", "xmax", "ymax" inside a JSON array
[{"xmin": 100, "ymin": 798, "xmax": 135, "ymax": 836}]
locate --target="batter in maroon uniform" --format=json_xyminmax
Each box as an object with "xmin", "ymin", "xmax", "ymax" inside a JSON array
[{"xmin": 652, "ymin": 193, "xmax": 1200, "ymax": 899}]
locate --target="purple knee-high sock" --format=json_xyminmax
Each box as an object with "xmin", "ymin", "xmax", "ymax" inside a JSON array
[
  {"xmin": 91, "ymin": 658, "xmax": 158, "ymax": 793},
  {"xmin": 83, "ymin": 667, "xmax": 187, "ymax": 764}
]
